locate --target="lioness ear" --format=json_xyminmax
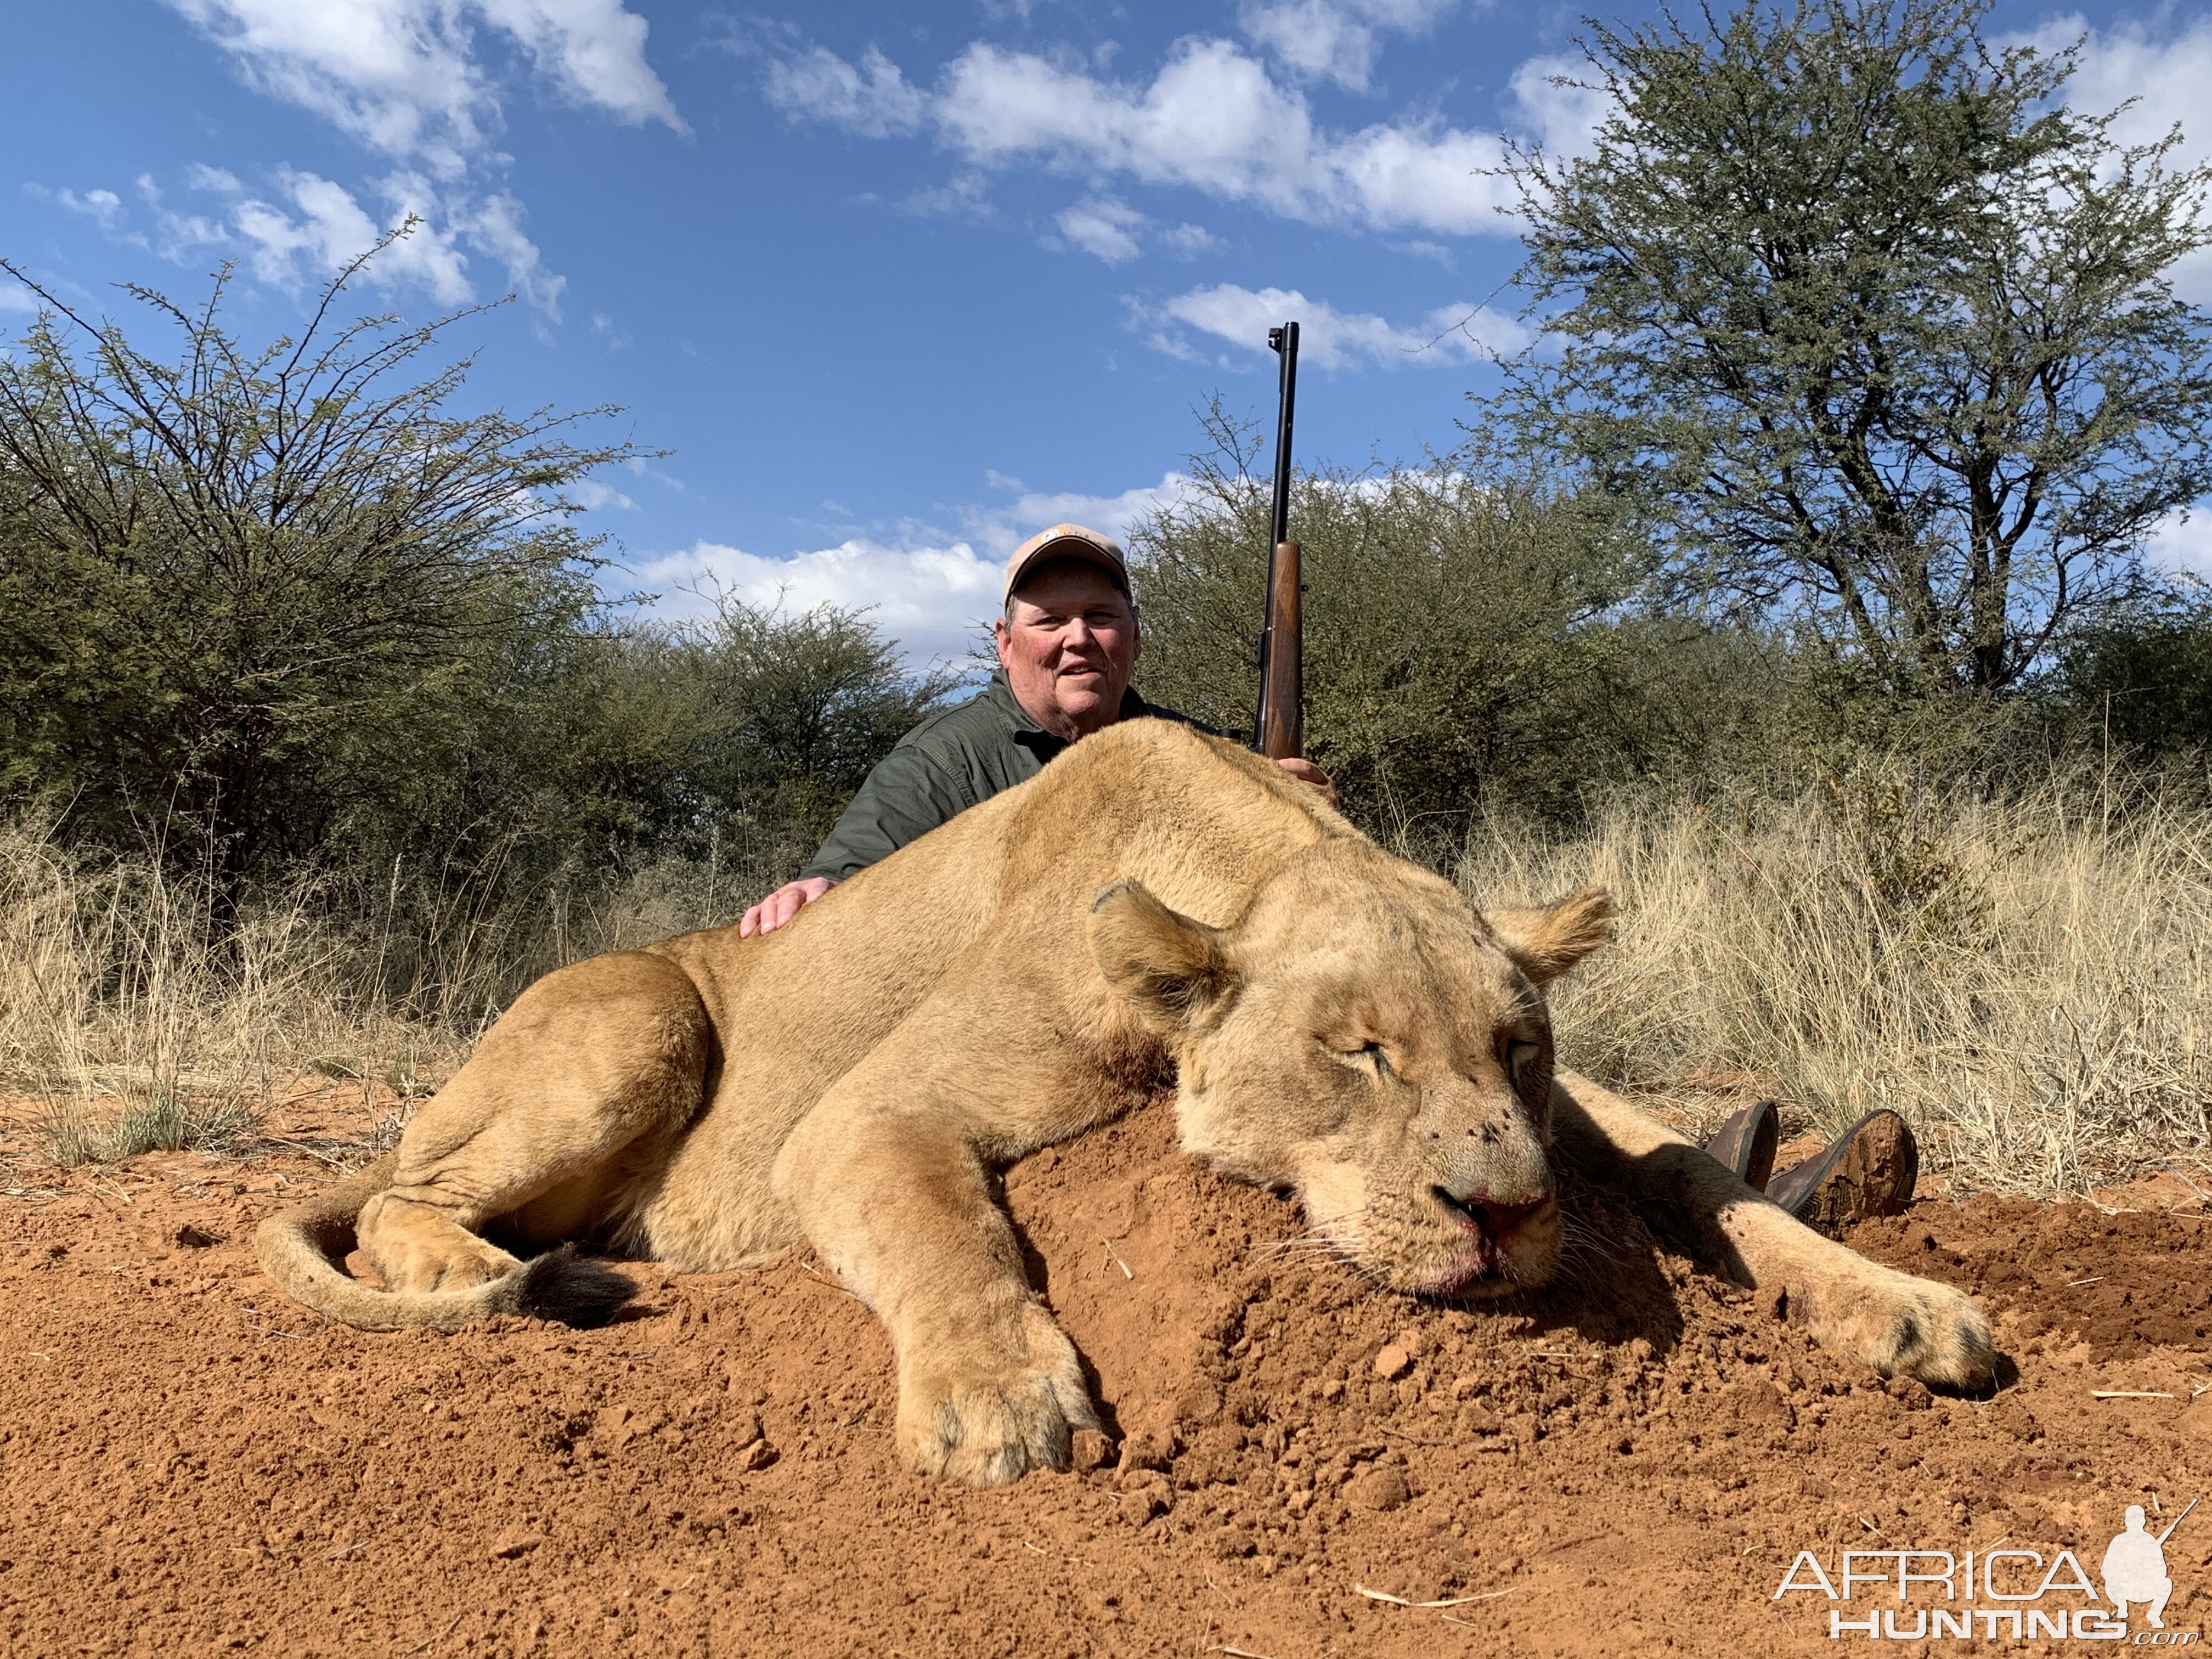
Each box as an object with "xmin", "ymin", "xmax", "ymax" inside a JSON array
[
  {"xmin": 1485, "ymin": 887, "xmax": 1613, "ymax": 986},
  {"xmin": 1088, "ymin": 879, "xmax": 1240, "ymax": 1032}
]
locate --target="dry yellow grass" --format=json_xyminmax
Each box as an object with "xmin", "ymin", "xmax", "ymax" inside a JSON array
[
  {"xmin": 0, "ymin": 819, "xmax": 409, "ymax": 1162},
  {"xmin": 8, "ymin": 766, "xmax": 2207, "ymax": 1197},
  {"xmin": 0, "ymin": 817, "xmax": 747, "ymax": 1165},
  {"xmin": 1458, "ymin": 765, "xmax": 2212, "ymax": 1197}
]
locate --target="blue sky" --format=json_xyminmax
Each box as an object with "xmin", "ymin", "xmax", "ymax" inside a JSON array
[{"xmin": 5, "ymin": 0, "xmax": 2210, "ymax": 667}]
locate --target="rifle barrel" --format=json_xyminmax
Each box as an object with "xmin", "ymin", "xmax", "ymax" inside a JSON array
[
  {"xmin": 2158, "ymin": 1496, "xmax": 2198, "ymax": 1545},
  {"xmin": 1257, "ymin": 321, "xmax": 1301, "ymax": 759},
  {"xmin": 1268, "ymin": 322, "xmax": 1299, "ymax": 548}
]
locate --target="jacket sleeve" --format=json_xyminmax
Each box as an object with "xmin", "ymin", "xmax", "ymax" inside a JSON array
[{"xmin": 798, "ymin": 742, "xmax": 975, "ymax": 883}]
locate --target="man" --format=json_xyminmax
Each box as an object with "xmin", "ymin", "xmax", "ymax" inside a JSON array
[{"xmin": 741, "ymin": 523, "xmax": 1331, "ymax": 935}]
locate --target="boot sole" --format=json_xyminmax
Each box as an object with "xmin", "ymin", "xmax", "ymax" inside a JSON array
[{"xmin": 1766, "ymin": 1109, "xmax": 1918, "ymax": 1233}]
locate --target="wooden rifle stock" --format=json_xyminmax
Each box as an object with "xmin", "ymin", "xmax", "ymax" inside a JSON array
[
  {"xmin": 1258, "ymin": 539, "xmax": 1301, "ymax": 759},
  {"xmin": 1256, "ymin": 321, "xmax": 1302, "ymax": 760}
]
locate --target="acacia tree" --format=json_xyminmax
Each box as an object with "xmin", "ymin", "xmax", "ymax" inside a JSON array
[
  {"xmin": 678, "ymin": 592, "xmax": 958, "ymax": 841},
  {"xmin": 0, "ymin": 232, "xmax": 639, "ymax": 891},
  {"xmin": 1480, "ymin": 0, "xmax": 2212, "ymax": 694}
]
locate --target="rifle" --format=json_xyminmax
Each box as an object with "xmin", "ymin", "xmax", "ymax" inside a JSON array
[
  {"xmin": 2158, "ymin": 1497, "xmax": 2198, "ymax": 1546},
  {"xmin": 1255, "ymin": 320, "xmax": 1302, "ymax": 760}
]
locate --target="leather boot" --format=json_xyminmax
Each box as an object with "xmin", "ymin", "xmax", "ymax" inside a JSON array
[
  {"xmin": 1699, "ymin": 1099, "xmax": 1780, "ymax": 1191},
  {"xmin": 1765, "ymin": 1109, "xmax": 1918, "ymax": 1234}
]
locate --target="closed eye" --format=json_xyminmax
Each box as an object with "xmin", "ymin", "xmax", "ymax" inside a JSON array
[
  {"xmin": 1336, "ymin": 1040, "xmax": 1393, "ymax": 1080},
  {"xmin": 1504, "ymin": 1037, "xmax": 1543, "ymax": 1085}
]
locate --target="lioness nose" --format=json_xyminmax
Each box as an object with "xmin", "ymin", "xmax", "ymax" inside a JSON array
[{"xmin": 1432, "ymin": 1185, "xmax": 1551, "ymax": 1242}]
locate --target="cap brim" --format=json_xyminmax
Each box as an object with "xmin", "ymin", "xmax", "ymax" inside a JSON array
[{"xmin": 1003, "ymin": 525, "xmax": 1131, "ymax": 603}]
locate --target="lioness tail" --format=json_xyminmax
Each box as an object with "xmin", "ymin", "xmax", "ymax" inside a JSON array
[{"xmin": 253, "ymin": 1153, "xmax": 636, "ymax": 1333}]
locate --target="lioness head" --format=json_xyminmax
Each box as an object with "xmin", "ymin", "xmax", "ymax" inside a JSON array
[{"xmin": 1090, "ymin": 840, "xmax": 1610, "ymax": 1299}]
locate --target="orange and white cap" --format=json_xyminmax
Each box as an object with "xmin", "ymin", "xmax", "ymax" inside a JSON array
[{"xmin": 1002, "ymin": 523, "xmax": 1131, "ymax": 604}]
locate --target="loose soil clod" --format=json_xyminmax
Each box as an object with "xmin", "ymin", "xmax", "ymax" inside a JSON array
[{"xmin": 2, "ymin": 1098, "xmax": 2209, "ymax": 1655}]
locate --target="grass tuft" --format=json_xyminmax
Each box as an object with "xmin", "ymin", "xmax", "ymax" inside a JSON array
[
  {"xmin": 1458, "ymin": 760, "xmax": 2212, "ymax": 1197},
  {"xmin": 0, "ymin": 814, "xmax": 765, "ymax": 1167}
]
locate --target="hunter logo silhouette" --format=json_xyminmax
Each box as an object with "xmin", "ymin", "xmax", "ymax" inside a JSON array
[{"xmin": 2105, "ymin": 1499, "xmax": 2193, "ymax": 1629}]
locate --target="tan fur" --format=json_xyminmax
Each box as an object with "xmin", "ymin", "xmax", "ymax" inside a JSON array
[{"xmin": 257, "ymin": 720, "xmax": 1995, "ymax": 1484}]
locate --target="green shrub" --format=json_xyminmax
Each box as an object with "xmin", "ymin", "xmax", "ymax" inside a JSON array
[
  {"xmin": 1125, "ymin": 421, "xmax": 1847, "ymax": 851},
  {"xmin": 2055, "ymin": 598, "xmax": 2212, "ymax": 764}
]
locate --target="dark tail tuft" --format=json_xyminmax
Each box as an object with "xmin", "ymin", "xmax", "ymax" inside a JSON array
[{"xmin": 516, "ymin": 1244, "xmax": 639, "ymax": 1329}]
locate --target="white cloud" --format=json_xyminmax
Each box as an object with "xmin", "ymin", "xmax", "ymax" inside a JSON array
[
  {"xmin": 1158, "ymin": 222, "xmax": 1221, "ymax": 255},
  {"xmin": 1051, "ymin": 196, "xmax": 1218, "ymax": 264},
  {"xmin": 166, "ymin": 0, "xmax": 681, "ymax": 177},
  {"xmin": 938, "ymin": 38, "xmax": 1518, "ymax": 235},
  {"xmin": 476, "ymin": 0, "xmax": 677, "ymax": 123},
  {"xmin": 639, "ymin": 472, "xmax": 1199, "ymax": 669},
  {"xmin": 233, "ymin": 168, "xmax": 473, "ymax": 302},
  {"xmin": 2049, "ymin": 18, "xmax": 2212, "ymax": 572},
  {"xmin": 54, "ymin": 187, "xmax": 125, "ymax": 228},
  {"xmin": 2020, "ymin": 13, "xmax": 2210, "ymax": 150},
  {"xmin": 1054, "ymin": 196, "xmax": 1145, "ymax": 263},
  {"xmin": 2146, "ymin": 506, "xmax": 2212, "ymax": 582},
  {"xmin": 900, "ymin": 173, "xmax": 995, "ymax": 221},
  {"xmin": 1149, "ymin": 282, "xmax": 1530, "ymax": 370},
  {"xmin": 1238, "ymin": 0, "xmax": 1457, "ymax": 93},
  {"xmin": 1506, "ymin": 53, "xmax": 1609, "ymax": 161},
  {"xmin": 781, "ymin": 35, "xmax": 1521, "ymax": 239},
  {"xmin": 2013, "ymin": 14, "xmax": 2212, "ymax": 304},
  {"xmin": 35, "ymin": 175, "xmax": 227, "ymax": 261},
  {"xmin": 129, "ymin": 173, "xmax": 229, "ymax": 261},
  {"xmin": 1240, "ymin": 0, "xmax": 1384, "ymax": 91},
  {"xmin": 964, "ymin": 471, "xmax": 1195, "ymax": 558},
  {"xmin": 623, "ymin": 454, "xmax": 684, "ymax": 492},
  {"xmin": 571, "ymin": 477, "xmax": 637, "ymax": 512},
  {"xmin": 764, "ymin": 45, "xmax": 924, "ymax": 138},
  {"xmin": 149, "ymin": 1, "xmax": 657, "ymax": 320},
  {"xmin": 47, "ymin": 165, "xmax": 566, "ymax": 314},
  {"xmin": 458, "ymin": 189, "xmax": 566, "ymax": 314},
  {"xmin": 641, "ymin": 537, "xmax": 1005, "ymax": 669},
  {"xmin": 0, "ymin": 281, "xmax": 35, "ymax": 317}
]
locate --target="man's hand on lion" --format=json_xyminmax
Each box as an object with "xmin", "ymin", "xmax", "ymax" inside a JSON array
[
  {"xmin": 1275, "ymin": 755, "xmax": 1335, "ymax": 806},
  {"xmin": 741, "ymin": 876, "xmax": 835, "ymax": 936}
]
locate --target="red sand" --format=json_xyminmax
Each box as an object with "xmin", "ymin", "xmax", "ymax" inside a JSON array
[{"xmin": 2, "ymin": 1096, "xmax": 2208, "ymax": 1657}]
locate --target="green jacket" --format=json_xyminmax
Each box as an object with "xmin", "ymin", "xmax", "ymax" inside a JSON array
[{"xmin": 799, "ymin": 670, "xmax": 1201, "ymax": 883}]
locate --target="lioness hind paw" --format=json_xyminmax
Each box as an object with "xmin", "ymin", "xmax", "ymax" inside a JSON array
[{"xmin": 511, "ymin": 1244, "xmax": 638, "ymax": 1329}]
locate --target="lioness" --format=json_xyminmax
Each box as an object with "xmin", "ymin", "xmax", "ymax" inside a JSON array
[{"xmin": 259, "ymin": 720, "xmax": 1995, "ymax": 1485}]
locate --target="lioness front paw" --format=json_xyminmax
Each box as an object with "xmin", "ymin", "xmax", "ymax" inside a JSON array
[
  {"xmin": 896, "ymin": 1306, "xmax": 1100, "ymax": 1487},
  {"xmin": 1791, "ymin": 1262, "xmax": 1996, "ymax": 1392}
]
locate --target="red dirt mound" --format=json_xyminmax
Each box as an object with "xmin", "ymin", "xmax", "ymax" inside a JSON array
[{"xmin": 2, "ymin": 1097, "xmax": 2209, "ymax": 1657}]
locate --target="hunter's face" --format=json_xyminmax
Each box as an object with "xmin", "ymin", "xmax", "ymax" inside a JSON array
[{"xmin": 994, "ymin": 561, "xmax": 1140, "ymax": 742}]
